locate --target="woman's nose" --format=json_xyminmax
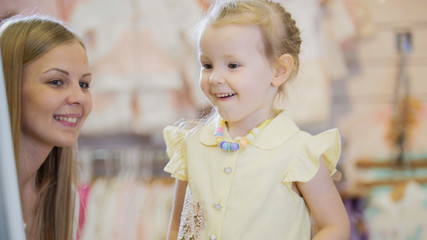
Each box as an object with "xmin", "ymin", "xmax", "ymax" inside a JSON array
[{"xmin": 66, "ymin": 83, "xmax": 88, "ymax": 105}]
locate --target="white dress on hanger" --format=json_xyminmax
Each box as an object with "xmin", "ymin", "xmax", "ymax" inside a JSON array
[{"xmin": 365, "ymin": 181, "xmax": 427, "ymax": 240}]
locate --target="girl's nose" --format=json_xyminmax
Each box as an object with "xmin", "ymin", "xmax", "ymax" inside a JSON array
[{"xmin": 209, "ymin": 71, "xmax": 225, "ymax": 85}]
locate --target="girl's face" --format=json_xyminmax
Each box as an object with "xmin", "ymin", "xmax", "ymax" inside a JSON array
[
  {"xmin": 199, "ymin": 24, "xmax": 280, "ymax": 126},
  {"xmin": 21, "ymin": 40, "xmax": 92, "ymax": 149}
]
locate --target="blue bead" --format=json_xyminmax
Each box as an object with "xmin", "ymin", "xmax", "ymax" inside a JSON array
[
  {"xmin": 215, "ymin": 132, "xmax": 223, "ymax": 137},
  {"xmin": 221, "ymin": 142, "xmax": 231, "ymax": 151}
]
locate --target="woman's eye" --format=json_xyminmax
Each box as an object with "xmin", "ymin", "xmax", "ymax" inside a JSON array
[
  {"xmin": 228, "ymin": 63, "xmax": 240, "ymax": 69},
  {"xmin": 49, "ymin": 79, "xmax": 63, "ymax": 86},
  {"xmin": 79, "ymin": 81, "xmax": 90, "ymax": 89}
]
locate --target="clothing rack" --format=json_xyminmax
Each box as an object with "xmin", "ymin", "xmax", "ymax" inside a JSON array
[
  {"xmin": 356, "ymin": 177, "xmax": 427, "ymax": 188},
  {"xmin": 77, "ymin": 134, "xmax": 170, "ymax": 183},
  {"xmin": 355, "ymin": 158, "xmax": 427, "ymax": 168},
  {"xmin": 354, "ymin": 24, "xmax": 423, "ymax": 188},
  {"xmin": 354, "ymin": 156, "xmax": 427, "ymax": 189}
]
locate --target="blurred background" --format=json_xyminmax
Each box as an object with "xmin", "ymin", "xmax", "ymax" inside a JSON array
[{"xmin": 1, "ymin": 0, "xmax": 426, "ymax": 239}]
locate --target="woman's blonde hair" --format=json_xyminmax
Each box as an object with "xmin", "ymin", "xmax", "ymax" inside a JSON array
[
  {"xmin": 195, "ymin": 0, "xmax": 302, "ymax": 100},
  {"xmin": 0, "ymin": 15, "xmax": 84, "ymax": 240}
]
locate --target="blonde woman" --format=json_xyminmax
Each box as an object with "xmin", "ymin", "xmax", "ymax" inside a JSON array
[{"xmin": 0, "ymin": 15, "xmax": 92, "ymax": 240}]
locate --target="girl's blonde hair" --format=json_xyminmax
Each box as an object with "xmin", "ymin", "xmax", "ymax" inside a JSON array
[
  {"xmin": 0, "ymin": 15, "xmax": 84, "ymax": 240},
  {"xmin": 195, "ymin": 0, "xmax": 302, "ymax": 100}
]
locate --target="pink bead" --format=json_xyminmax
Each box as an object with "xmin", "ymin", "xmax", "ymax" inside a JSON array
[{"xmin": 215, "ymin": 126, "xmax": 224, "ymax": 134}]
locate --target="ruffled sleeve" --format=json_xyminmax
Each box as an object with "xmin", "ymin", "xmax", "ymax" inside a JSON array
[
  {"xmin": 163, "ymin": 125, "xmax": 189, "ymax": 181},
  {"xmin": 282, "ymin": 129, "xmax": 341, "ymax": 184}
]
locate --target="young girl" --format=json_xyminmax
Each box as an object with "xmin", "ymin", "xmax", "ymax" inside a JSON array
[{"xmin": 164, "ymin": 1, "xmax": 350, "ymax": 239}]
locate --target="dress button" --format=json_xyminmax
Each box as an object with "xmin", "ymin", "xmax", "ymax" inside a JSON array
[
  {"xmin": 224, "ymin": 167, "xmax": 232, "ymax": 174},
  {"xmin": 210, "ymin": 234, "xmax": 217, "ymax": 240},
  {"xmin": 214, "ymin": 203, "xmax": 221, "ymax": 210}
]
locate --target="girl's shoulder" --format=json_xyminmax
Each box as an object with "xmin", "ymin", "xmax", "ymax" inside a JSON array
[
  {"xmin": 163, "ymin": 117, "xmax": 217, "ymax": 181},
  {"xmin": 282, "ymin": 128, "xmax": 341, "ymax": 184},
  {"xmin": 164, "ymin": 116, "xmax": 215, "ymax": 140},
  {"xmin": 164, "ymin": 114, "xmax": 219, "ymax": 143}
]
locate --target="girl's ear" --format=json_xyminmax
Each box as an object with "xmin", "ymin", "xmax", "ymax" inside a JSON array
[{"xmin": 271, "ymin": 53, "xmax": 294, "ymax": 87}]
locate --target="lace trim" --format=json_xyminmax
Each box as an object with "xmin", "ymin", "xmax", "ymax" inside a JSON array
[{"xmin": 178, "ymin": 189, "xmax": 207, "ymax": 240}]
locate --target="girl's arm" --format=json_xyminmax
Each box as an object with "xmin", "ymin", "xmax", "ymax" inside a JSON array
[
  {"xmin": 167, "ymin": 179, "xmax": 187, "ymax": 240},
  {"xmin": 297, "ymin": 156, "xmax": 351, "ymax": 240}
]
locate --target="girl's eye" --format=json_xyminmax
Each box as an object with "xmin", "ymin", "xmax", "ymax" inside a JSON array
[
  {"xmin": 228, "ymin": 63, "xmax": 240, "ymax": 69},
  {"xmin": 202, "ymin": 63, "xmax": 213, "ymax": 70},
  {"xmin": 49, "ymin": 79, "xmax": 63, "ymax": 86},
  {"xmin": 79, "ymin": 81, "xmax": 90, "ymax": 89}
]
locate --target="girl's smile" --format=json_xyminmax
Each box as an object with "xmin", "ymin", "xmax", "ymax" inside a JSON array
[{"xmin": 214, "ymin": 92, "xmax": 236, "ymax": 99}]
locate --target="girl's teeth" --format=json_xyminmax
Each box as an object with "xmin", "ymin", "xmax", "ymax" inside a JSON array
[
  {"xmin": 217, "ymin": 93, "xmax": 234, "ymax": 98},
  {"xmin": 55, "ymin": 116, "xmax": 78, "ymax": 123}
]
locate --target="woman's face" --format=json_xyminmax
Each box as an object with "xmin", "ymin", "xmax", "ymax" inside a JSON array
[{"xmin": 21, "ymin": 40, "xmax": 92, "ymax": 148}]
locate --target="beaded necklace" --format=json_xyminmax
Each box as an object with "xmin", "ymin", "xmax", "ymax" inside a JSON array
[{"xmin": 215, "ymin": 118, "xmax": 273, "ymax": 152}]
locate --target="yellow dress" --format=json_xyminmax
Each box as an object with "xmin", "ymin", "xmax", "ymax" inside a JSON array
[{"xmin": 164, "ymin": 111, "xmax": 341, "ymax": 240}]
